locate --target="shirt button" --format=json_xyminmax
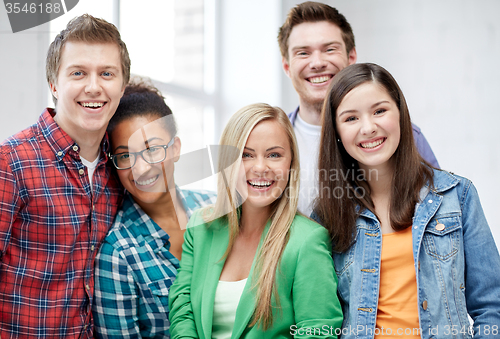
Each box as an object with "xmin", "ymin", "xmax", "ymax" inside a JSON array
[
  {"xmin": 73, "ymin": 145, "xmax": 79, "ymax": 152},
  {"xmin": 91, "ymin": 245, "xmax": 95, "ymax": 251},
  {"xmin": 79, "ymin": 169, "xmax": 85, "ymax": 175},
  {"xmin": 413, "ymin": 225, "xmax": 418, "ymax": 229},
  {"xmin": 422, "ymin": 300, "xmax": 428, "ymax": 310},
  {"xmin": 92, "ymin": 205, "xmax": 95, "ymax": 211},
  {"xmin": 57, "ymin": 151, "xmax": 63, "ymax": 156},
  {"xmin": 428, "ymin": 199, "xmax": 433, "ymax": 203},
  {"xmin": 86, "ymin": 284, "xmax": 90, "ymax": 290}
]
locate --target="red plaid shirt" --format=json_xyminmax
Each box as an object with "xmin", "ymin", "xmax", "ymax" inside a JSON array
[{"xmin": 0, "ymin": 109, "xmax": 122, "ymax": 338}]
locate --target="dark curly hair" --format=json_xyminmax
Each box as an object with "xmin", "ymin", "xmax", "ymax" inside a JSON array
[{"xmin": 107, "ymin": 77, "xmax": 177, "ymax": 137}]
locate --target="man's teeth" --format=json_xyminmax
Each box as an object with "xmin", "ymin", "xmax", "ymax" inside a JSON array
[
  {"xmin": 249, "ymin": 181, "xmax": 272, "ymax": 187},
  {"xmin": 81, "ymin": 102, "xmax": 104, "ymax": 108},
  {"xmin": 136, "ymin": 175, "xmax": 158, "ymax": 186},
  {"xmin": 309, "ymin": 75, "xmax": 331, "ymax": 84},
  {"xmin": 361, "ymin": 139, "xmax": 384, "ymax": 149}
]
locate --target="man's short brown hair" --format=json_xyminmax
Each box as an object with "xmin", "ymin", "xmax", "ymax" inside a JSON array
[
  {"xmin": 278, "ymin": 1, "xmax": 355, "ymax": 60},
  {"xmin": 46, "ymin": 14, "xmax": 131, "ymax": 93}
]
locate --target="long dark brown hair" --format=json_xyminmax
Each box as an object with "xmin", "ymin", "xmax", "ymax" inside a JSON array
[{"xmin": 315, "ymin": 63, "xmax": 433, "ymax": 253}]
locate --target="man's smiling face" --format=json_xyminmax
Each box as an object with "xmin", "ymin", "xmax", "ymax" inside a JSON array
[
  {"xmin": 50, "ymin": 41, "xmax": 125, "ymax": 142},
  {"xmin": 283, "ymin": 21, "xmax": 356, "ymax": 110}
]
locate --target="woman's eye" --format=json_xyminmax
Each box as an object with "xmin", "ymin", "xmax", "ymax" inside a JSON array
[
  {"xmin": 345, "ymin": 116, "xmax": 356, "ymax": 122},
  {"xmin": 72, "ymin": 71, "xmax": 83, "ymax": 76},
  {"xmin": 375, "ymin": 108, "xmax": 387, "ymax": 115},
  {"xmin": 242, "ymin": 152, "xmax": 252, "ymax": 158},
  {"xmin": 118, "ymin": 153, "xmax": 130, "ymax": 160},
  {"xmin": 145, "ymin": 146, "xmax": 159, "ymax": 154},
  {"xmin": 269, "ymin": 153, "xmax": 281, "ymax": 158}
]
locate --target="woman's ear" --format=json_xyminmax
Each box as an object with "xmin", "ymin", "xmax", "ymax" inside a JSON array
[{"xmin": 172, "ymin": 136, "xmax": 181, "ymax": 162}]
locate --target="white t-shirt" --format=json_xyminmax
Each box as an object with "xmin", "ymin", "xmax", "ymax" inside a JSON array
[
  {"xmin": 80, "ymin": 156, "xmax": 100, "ymax": 193},
  {"xmin": 212, "ymin": 278, "xmax": 248, "ymax": 339},
  {"xmin": 294, "ymin": 113, "xmax": 322, "ymax": 217}
]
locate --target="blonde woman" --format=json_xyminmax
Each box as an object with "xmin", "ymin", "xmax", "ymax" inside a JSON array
[{"xmin": 169, "ymin": 103, "xmax": 342, "ymax": 338}]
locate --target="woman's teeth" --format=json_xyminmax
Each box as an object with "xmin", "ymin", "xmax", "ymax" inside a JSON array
[
  {"xmin": 248, "ymin": 180, "xmax": 272, "ymax": 188},
  {"xmin": 360, "ymin": 138, "xmax": 384, "ymax": 149},
  {"xmin": 136, "ymin": 175, "xmax": 159, "ymax": 186}
]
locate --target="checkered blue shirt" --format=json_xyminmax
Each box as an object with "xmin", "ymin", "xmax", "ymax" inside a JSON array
[{"xmin": 93, "ymin": 188, "xmax": 216, "ymax": 338}]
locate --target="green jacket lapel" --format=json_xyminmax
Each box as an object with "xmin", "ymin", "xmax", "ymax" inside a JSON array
[
  {"xmin": 200, "ymin": 226, "xmax": 229, "ymax": 339},
  {"xmin": 230, "ymin": 220, "xmax": 271, "ymax": 339}
]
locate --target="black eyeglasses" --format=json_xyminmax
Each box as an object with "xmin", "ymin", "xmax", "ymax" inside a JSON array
[{"xmin": 109, "ymin": 138, "xmax": 175, "ymax": 170}]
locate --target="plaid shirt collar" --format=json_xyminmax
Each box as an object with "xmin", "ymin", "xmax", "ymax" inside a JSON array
[
  {"xmin": 38, "ymin": 108, "xmax": 111, "ymax": 163},
  {"xmin": 119, "ymin": 186, "xmax": 195, "ymax": 257}
]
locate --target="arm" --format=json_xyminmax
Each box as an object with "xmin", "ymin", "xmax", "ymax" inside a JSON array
[
  {"xmin": 0, "ymin": 154, "xmax": 20, "ymax": 262},
  {"xmin": 292, "ymin": 225, "xmax": 343, "ymax": 339},
  {"xmin": 461, "ymin": 181, "xmax": 500, "ymax": 337},
  {"xmin": 93, "ymin": 241, "xmax": 142, "ymax": 339},
  {"xmin": 168, "ymin": 224, "xmax": 199, "ymax": 339},
  {"xmin": 412, "ymin": 124, "xmax": 440, "ymax": 168}
]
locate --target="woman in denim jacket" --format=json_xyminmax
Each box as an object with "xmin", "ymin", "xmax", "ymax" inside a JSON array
[{"xmin": 314, "ymin": 63, "xmax": 500, "ymax": 339}]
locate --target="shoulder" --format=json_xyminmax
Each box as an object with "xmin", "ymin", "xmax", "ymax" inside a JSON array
[
  {"xmin": 185, "ymin": 207, "xmax": 225, "ymax": 234},
  {"xmin": 179, "ymin": 188, "xmax": 216, "ymax": 210},
  {"xmin": 430, "ymin": 168, "xmax": 472, "ymax": 194},
  {"xmin": 430, "ymin": 168, "xmax": 477, "ymax": 207},
  {"xmin": 288, "ymin": 214, "xmax": 329, "ymax": 243},
  {"xmin": 0, "ymin": 122, "xmax": 38, "ymax": 159},
  {"xmin": 101, "ymin": 196, "xmax": 145, "ymax": 251},
  {"xmin": 411, "ymin": 122, "xmax": 422, "ymax": 135}
]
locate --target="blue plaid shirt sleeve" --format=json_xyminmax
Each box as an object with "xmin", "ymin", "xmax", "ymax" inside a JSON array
[{"xmin": 94, "ymin": 239, "xmax": 141, "ymax": 338}]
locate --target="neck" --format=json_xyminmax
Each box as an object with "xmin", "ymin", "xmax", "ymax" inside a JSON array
[
  {"xmin": 53, "ymin": 113, "xmax": 104, "ymax": 161},
  {"xmin": 239, "ymin": 204, "xmax": 271, "ymax": 236},
  {"xmin": 77, "ymin": 138, "xmax": 102, "ymax": 161},
  {"xmin": 136, "ymin": 187, "xmax": 185, "ymax": 230},
  {"xmin": 362, "ymin": 163, "xmax": 394, "ymax": 199},
  {"xmin": 297, "ymin": 101, "xmax": 323, "ymax": 126}
]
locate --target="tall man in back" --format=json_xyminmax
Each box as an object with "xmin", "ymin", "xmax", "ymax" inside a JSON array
[
  {"xmin": 0, "ymin": 14, "xmax": 130, "ymax": 338},
  {"xmin": 278, "ymin": 1, "xmax": 439, "ymax": 216}
]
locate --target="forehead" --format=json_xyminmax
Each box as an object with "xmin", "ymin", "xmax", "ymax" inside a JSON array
[
  {"xmin": 112, "ymin": 116, "xmax": 171, "ymax": 148},
  {"xmin": 58, "ymin": 41, "xmax": 122, "ymax": 71},
  {"xmin": 246, "ymin": 119, "xmax": 290, "ymax": 148},
  {"xmin": 288, "ymin": 20, "xmax": 345, "ymax": 50},
  {"xmin": 338, "ymin": 82, "xmax": 394, "ymax": 111}
]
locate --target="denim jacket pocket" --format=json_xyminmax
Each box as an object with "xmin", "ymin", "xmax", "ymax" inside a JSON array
[{"xmin": 422, "ymin": 216, "xmax": 461, "ymax": 261}]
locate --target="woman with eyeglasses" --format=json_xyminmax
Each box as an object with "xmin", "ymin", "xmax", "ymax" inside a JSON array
[{"xmin": 93, "ymin": 79, "xmax": 216, "ymax": 339}]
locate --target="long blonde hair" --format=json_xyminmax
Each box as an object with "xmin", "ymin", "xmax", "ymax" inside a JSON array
[{"xmin": 207, "ymin": 103, "xmax": 300, "ymax": 329}]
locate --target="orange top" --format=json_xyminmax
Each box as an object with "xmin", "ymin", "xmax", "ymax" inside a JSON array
[{"xmin": 375, "ymin": 226, "xmax": 420, "ymax": 338}]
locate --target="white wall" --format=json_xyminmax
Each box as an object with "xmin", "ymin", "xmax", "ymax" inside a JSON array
[
  {"xmin": 217, "ymin": 0, "xmax": 283, "ymax": 134},
  {"xmin": 0, "ymin": 8, "xmax": 49, "ymax": 141},
  {"xmin": 281, "ymin": 0, "xmax": 500, "ymax": 246}
]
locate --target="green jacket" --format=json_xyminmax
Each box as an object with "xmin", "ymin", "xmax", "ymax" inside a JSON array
[{"xmin": 169, "ymin": 211, "xmax": 342, "ymax": 338}]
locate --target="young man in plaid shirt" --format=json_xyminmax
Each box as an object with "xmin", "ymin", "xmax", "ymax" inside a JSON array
[{"xmin": 0, "ymin": 14, "xmax": 130, "ymax": 338}]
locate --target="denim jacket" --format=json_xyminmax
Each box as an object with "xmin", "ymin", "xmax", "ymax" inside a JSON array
[{"xmin": 317, "ymin": 169, "xmax": 500, "ymax": 339}]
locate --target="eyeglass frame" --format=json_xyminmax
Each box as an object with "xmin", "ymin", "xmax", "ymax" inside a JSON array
[{"xmin": 109, "ymin": 137, "xmax": 175, "ymax": 170}]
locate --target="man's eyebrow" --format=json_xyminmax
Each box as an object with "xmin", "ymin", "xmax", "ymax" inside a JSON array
[{"xmin": 290, "ymin": 41, "xmax": 342, "ymax": 51}]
